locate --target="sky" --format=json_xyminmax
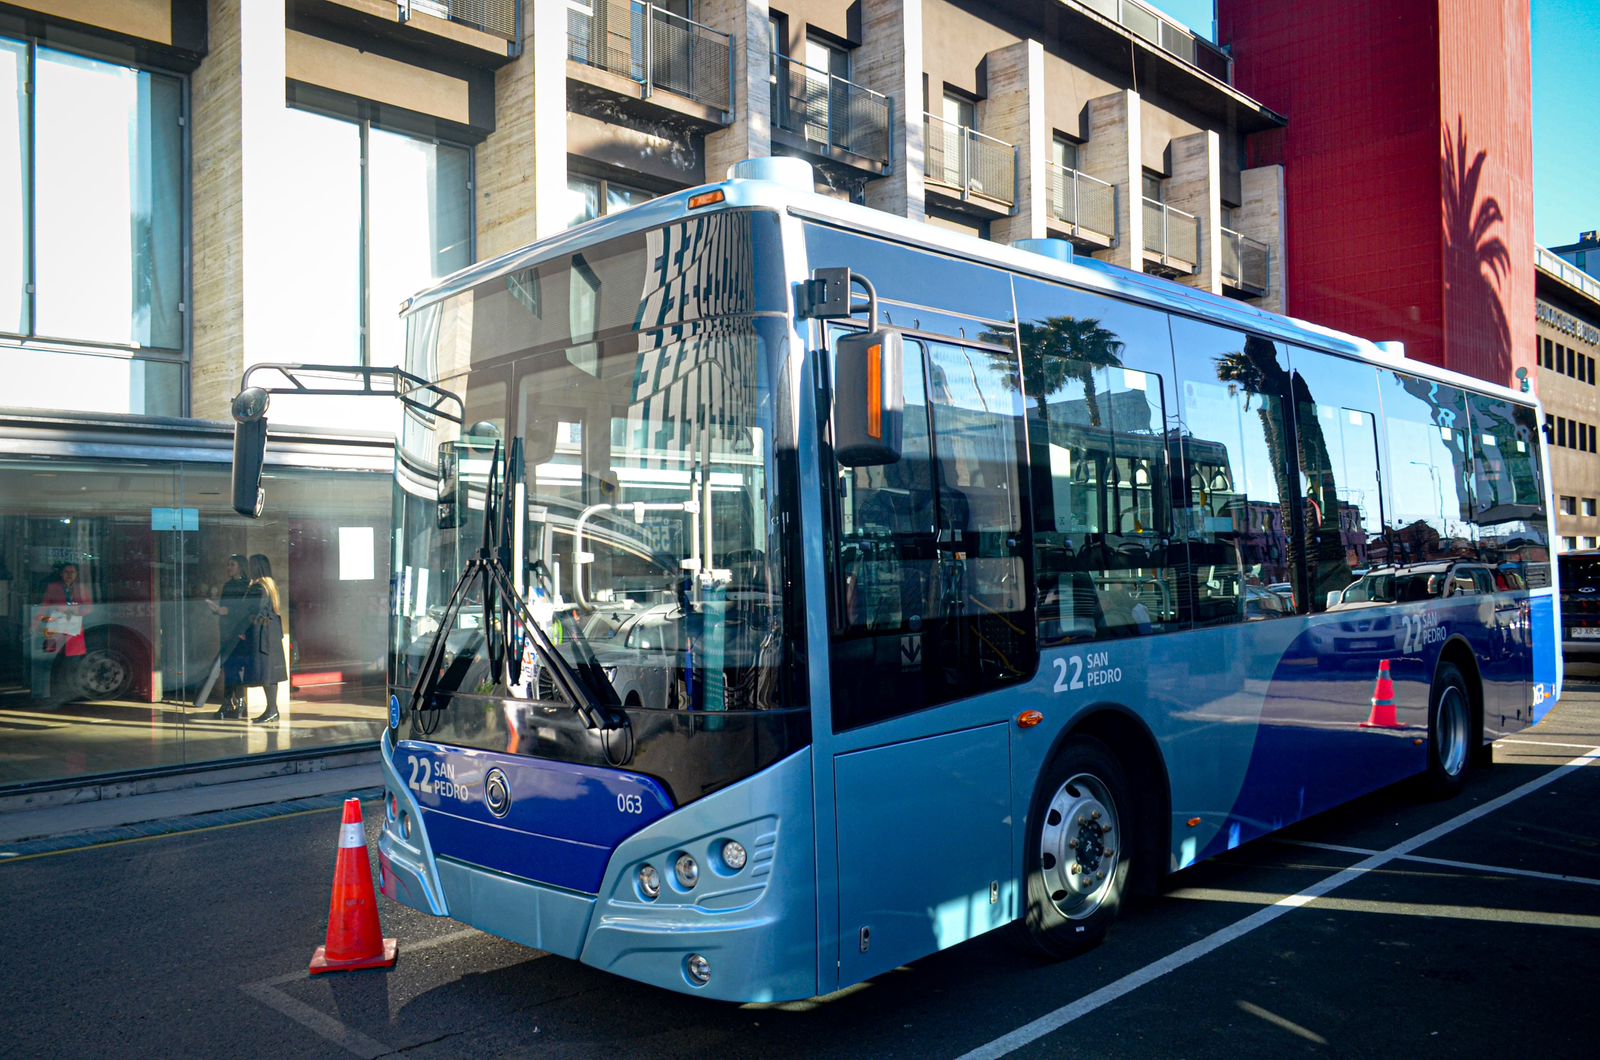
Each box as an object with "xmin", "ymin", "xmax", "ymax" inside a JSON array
[{"xmin": 1144, "ymin": 0, "xmax": 1599, "ymax": 250}]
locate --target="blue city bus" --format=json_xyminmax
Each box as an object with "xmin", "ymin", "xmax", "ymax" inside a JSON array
[{"xmin": 233, "ymin": 158, "xmax": 1559, "ymax": 1002}]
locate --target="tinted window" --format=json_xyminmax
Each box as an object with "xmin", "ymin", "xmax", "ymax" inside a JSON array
[
  {"xmin": 1378, "ymin": 371, "xmax": 1473, "ymax": 564},
  {"xmin": 1171, "ymin": 320, "xmax": 1296, "ymax": 623},
  {"xmin": 828, "ymin": 330, "xmax": 1033, "ymax": 730},
  {"xmin": 1016, "ymin": 280, "xmax": 1182, "ymax": 641},
  {"xmin": 1468, "ymin": 395, "xmax": 1550, "ymax": 588},
  {"xmin": 1287, "ymin": 348, "xmax": 1386, "ymax": 611}
]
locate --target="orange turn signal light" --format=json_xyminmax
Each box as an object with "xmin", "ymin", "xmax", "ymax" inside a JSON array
[
  {"xmin": 1017, "ymin": 710, "xmax": 1044, "ymax": 729},
  {"xmin": 1186, "ymin": 817, "xmax": 1202, "ymax": 828},
  {"xmin": 688, "ymin": 189, "xmax": 726, "ymax": 209}
]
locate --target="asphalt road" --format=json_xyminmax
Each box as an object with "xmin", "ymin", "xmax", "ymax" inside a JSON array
[{"xmin": 5, "ymin": 688, "xmax": 1600, "ymax": 1059}]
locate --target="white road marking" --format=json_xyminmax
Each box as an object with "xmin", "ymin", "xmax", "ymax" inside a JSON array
[
  {"xmin": 1498, "ymin": 739, "xmax": 1600, "ymax": 751},
  {"xmin": 1278, "ymin": 839, "xmax": 1600, "ymax": 887},
  {"xmin": 241, "ymin": 927, "xmax": 483, "ymax": 1057},
  {"xmin": 957, "ymin": 747, "xmax": 1600, "ymax": 1060}
]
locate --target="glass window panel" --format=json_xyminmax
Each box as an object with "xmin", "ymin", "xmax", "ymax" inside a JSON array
[
  {"xmin": 367, "ymin": 130, "xmax": 471, "ymax": 369},
  {"xmin": 605, "ymin": 182, "xmax": 652, "ymax": 213},
  {"xmin": 1378, "ymin": 370, "xmax": 1473, "ymax": 565},
  {"xmin": 1, "ymin": 37, "xmax": 25, "ymax": 334},
  {"xmin": 1170, "ymin": 320, "xmax": 1295, "ymax": 624},
  {"xmin": 1468, "ymin": 395, "xmax": 1550, "ymax": 586},
  {"xmin": 1285, "ymin": 347, "xmax": 1385, "ymax": 611},
  {"xmin": 2, "ymin": 348, "xmax": 179, "ymax": 415},
  {"xmin": 830, "ymin": 332, "xmax": 1033, "ymax": 727},
  {"xmin": 34, "ymin": 49, "xmax": 182, "ymax": 348},
  {"xmin": 1016, "ymin": 279, "xmax": 1183, "ymax": 638},
  {"xmin": 271, "ymin": 108, "xmax": 361, "ymax": 362},
  {"xmin": 566, "ymin": 174, "xmax": 600, "ymax": 228}
]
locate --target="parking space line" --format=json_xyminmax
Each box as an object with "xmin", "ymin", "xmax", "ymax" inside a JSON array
[
  {"xmin": 957, "ymin": 747, "xmax": 1600, "ymax": 1060},
  {"xmin": 1499, "ymin": 739, "xmax": 1600, "ymax": 752},
  {"xmin": 1278, "ymin": 839, "xmax": 1600, "ymax": 888},
  {"xmin": 240, "ymin": 928, "xmax": 483, "ymax": 1057}
]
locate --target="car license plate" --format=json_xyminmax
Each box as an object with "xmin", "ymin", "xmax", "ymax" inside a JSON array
[
  {"xmin": 1572, "ymin": 627, "xmax": 1600, "ymax": 639},
  {"xmin": 1346, "ymin": 639, "xmax": 1381, "ymax": 651}
]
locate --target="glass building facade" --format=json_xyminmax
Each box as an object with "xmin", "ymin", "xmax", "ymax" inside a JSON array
[{"xmin": 0, "ymin": 418, "xmax": 391, "ymax": 790}]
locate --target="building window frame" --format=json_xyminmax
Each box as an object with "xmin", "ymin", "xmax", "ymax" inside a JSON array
[
  {"xmin": 284, "ymin": 102, "xmax": 475, "ymax": 368},
  {"xmin": 1, "ymin": 32, "xmax": 191, "ymax": 409}
]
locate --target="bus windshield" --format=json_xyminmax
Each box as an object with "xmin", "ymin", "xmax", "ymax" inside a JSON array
[{"xmin": 390, "ymin": 210, "xmax": 799, "ymax": 722}]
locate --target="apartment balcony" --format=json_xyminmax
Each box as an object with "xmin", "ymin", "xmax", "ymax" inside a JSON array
[
  {"xmin": 566, "ymin": 2, "xmax": 733, "ymax": 127},
  {"xmin": 1075, "ymin": 0, "xmax": 1232, "ymax": 83},
  {"xmin": 1142, "ymin": 198, "xmax": 1198, "ymax": 275},
  {"xmin": 1045, "ymin": 163, "xmax": 1116, "ymax": 248},
  {"xmin": 299, "ymin": 0, "xmax": 520, "ymax": 64},
  {"xmin": 1220, "ymin": 226, "xmax": 1270, "ymax": 297},
  {"xmin": 771, "ymin": 56, "xmax": 892, "ymax": 175},
  {"xmin": 924, "ymin": 115, "xmax": 1017, "ymax": 214}
]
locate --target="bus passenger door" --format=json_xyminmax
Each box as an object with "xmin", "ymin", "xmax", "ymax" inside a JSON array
[
  {"xmin": 821, "ymin": 328, "xmax": 1029, "ymax": 985},
  {"xmin": 833, "ymin": 725, "xmax": 1012, "ymax": 986}
]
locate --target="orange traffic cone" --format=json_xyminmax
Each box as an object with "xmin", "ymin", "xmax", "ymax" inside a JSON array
[
  {"xmin": 309, "ymin": 798, "xmax": 398, "ymax": 974},
  {"xmin": 1360, "ymin": 659, "xmax": 1405, "ymax": 730}
]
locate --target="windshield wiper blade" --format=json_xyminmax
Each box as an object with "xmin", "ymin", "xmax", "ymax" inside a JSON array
[{"xmin": 409, "ymin": 438, "xmax": 623, "ymax": 732}]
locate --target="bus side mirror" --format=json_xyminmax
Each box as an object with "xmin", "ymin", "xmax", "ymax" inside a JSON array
[
  {"xmin": 833, "ymin": 329, "xmax": 904, "ymax": 467},
  {"xmin": 231, "ymin": 387, "xmax": 269, "ymax": 518}
]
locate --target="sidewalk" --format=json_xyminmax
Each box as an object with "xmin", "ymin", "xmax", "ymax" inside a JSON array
[{"xmin": 0, "ymin": 756, "xmax": 383, "ymax": 846}]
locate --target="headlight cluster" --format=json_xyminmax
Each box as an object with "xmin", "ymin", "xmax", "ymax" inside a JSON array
[{"xmin": 636, "ymin": 838, "xmax": 749, "ymax": 901}]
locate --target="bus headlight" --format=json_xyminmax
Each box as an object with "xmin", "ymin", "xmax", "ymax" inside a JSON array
[
  {"xmin": 638, "ymin": 864, "xmax": 661, "ymax": 900},
  {"xmin": 721, "ymin": 840, "xmax": 747, "ymax": 872},
  {"xmin": 686, "ymin": 954, "xmax": 711, "ymax": 986},
  {"xmin": 674, "ymin": 853, "xmax": 699, "ymax": 889}
]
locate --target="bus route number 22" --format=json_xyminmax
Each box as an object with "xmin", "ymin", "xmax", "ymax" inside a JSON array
[{"xmin": 1052, "ymin": 652, "xmax": 1123, "ymax": 693}]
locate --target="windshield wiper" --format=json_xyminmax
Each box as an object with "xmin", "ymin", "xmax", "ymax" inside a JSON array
[{"xmin": 410, "ymin": 438, "xmax": 622, "ymax": 732}]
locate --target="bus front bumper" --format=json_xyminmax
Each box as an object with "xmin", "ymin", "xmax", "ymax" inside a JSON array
[{"xmin": 376, "ymin": 731, "xmax": 818, "ymax": 1002}]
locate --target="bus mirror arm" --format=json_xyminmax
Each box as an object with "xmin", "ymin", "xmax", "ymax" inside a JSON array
[{"xmin": 227, "ymin": 363, "xmax": 466, "ymax": 518}]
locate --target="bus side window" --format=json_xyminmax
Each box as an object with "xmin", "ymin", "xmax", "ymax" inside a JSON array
[
  {"xmin": 1017, "ymin": 293, "xmax": 1179, "ymax": 643},
  {"xmin": 1286, "ymin": 347, "xmax": 1386, "ymax": 613},
  {"xmin": 1467, "ymin": 394, "xmax": 1550, "ymax": 586},
  {"xmin": 1379, "ymin": 371, "xmax": 1473, "ymax": 565},
  {"xmin": 1169, "ymin": 321, "xmax": 1294, "ymax": 624}
]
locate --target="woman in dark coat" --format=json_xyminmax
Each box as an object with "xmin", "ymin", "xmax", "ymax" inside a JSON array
[
  {"xmin": 213, "ymin": 554, "xmax": 251, "ymax": 718},
  {"xmin": 243, "ymin": 553, "xmax": 288, "ymax": 725}
]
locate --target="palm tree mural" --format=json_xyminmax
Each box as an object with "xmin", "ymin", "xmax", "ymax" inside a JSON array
[{"xmin": 1441, "ymin": 116, "xmax": 1512, "ymax": 384}]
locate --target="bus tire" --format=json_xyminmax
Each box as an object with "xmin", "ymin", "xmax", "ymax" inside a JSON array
[
  {"xmin": 1019, "ymin": 736, "xmax": 1132, "ymax": 959},
  {"xmin": 1422, "ymin": 662, "xmax": 1473, "ymax": 798}
]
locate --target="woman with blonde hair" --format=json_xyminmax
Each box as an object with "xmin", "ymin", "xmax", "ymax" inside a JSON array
[{"xmin": 243, "ymin": 553, "xmax": 288, "ymax": 724}]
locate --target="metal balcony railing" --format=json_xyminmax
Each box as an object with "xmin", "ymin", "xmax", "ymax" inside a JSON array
[
  {"xmin": 1075, "ymin": 0, "xmax": 1232, "ymax": 83},
  {"xmin": 1045, "ymin": 163, "xmax": 1116, "ymax": 240},
  {"xmin": 1220, "ymin": 226, "xmax": 1270, "ymax": 295},
  {"xmin": 924, "ymin": 114, "xmax": 1017, "ymax": 208},
  {"xmin": 1538, "ymin": 245, "xmax": 1600, "ymax": 304},
  {"xmin": 771, "ymin": 55, "xmax": 892, "ymax": 165},
  {"xmin": 566, "ymin": 2, "xmax": 732, "ymax": 114},
  {"xmin": 1142, "ymin": 198, "xmax": 1199, "ymax": 272},
  {"xmin": 405, "ymin": 0, "xmax": 518, "ymax": 41}
]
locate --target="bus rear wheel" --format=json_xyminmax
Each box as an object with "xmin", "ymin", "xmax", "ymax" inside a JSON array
[
  {"xmin": 1020, "ymin": 736, "xmax": 1132, "ymax": 959},
  {"xmin": 1422, "ymin": 662, "xmax": 1473, "ymax": 798}
]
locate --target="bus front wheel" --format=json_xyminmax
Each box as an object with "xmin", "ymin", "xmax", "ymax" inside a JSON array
[
  {"xmin": 1020, "ymin": 736, "xmax": 1132, "ymax": 959},
  {"xmin": 1422, "ymin": 661, "xmax": 1474, "ymax": 798}
]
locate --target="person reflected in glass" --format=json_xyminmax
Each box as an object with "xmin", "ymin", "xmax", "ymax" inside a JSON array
[
  {"xmin": 206, "ymin": 554, "xmax": 251, "ymax": 718},
  {"xmin": 34, "ymin": 562, "xmax": 93, "ymax": 702},
  {"xmin": 242, "ymin": 554, "xmax": 288, "ymax": 725}
]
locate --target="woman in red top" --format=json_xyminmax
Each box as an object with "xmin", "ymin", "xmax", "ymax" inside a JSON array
[{"xmin": 40, "ymin": 562, "xmax": 92, "ymax": 658}]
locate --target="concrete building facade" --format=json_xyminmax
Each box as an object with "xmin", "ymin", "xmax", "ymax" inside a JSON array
[{"xmin": 1535, "ymin": 246, "xmax": 1600, "ymax": 552}]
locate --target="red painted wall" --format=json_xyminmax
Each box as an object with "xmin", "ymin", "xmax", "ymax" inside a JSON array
[{"xmin": 1219, "ymin": 0, "xmax": 1533, "ymax": 388}]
